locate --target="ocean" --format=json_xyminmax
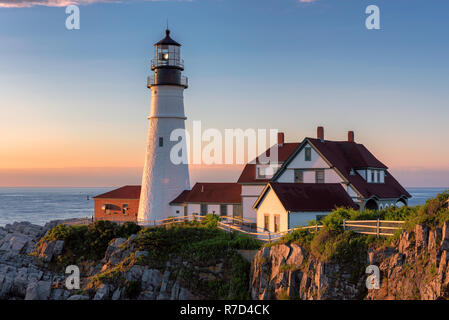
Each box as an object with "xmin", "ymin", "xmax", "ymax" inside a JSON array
[{"xmin": 0, "ymin": 187, "xmax": 447, "ymax": 227}]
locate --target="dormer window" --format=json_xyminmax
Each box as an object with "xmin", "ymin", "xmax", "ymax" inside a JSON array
[
  {"xmin": 363, "ymin": 168, "xmax": 385, "ymax": 183},
  {"xmin": 256, "ymin": 167, "xmax": 267, "ymax": 179},
  {"xmin": 256, "ymin": 165, "xmax": 280, "ymax": 179}
]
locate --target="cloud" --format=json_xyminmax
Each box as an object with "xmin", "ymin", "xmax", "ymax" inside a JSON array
[
  {"xmin": 299, "ymin": 0, "xmax": 316, "ymax": 2},
  {"xmin": 0, "ymin": 0, "xmax": 131, "ymax": 8}
]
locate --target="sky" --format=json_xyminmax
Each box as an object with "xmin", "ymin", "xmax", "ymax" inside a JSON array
[{"xmin": 0, "ymin": 0, "xmax": 448, "ymax": 187}]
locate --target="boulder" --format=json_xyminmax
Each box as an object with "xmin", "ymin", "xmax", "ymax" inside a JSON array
[
  {"xmin": 24, "ymin": 281, "xmax": 52, "ymax": 300},
  {"xmin": 93, "ymin": 284, "xmax": 110, "ymax": 300},
  {"xmin": 141, "ymin": 268, "xmax": 162, "ymax": 290}
]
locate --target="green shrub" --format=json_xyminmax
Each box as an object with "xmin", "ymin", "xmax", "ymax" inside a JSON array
[{"xmin": 39, "ymin": 221, "xmax": 141, "ymax": 263}]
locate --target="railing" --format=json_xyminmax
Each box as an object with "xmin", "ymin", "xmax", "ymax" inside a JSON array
[
  {"xmin": 151, "ymin": 58, "xmax": 184, "ymax": 69},
  {"xmin": 343, "ymin": 219, "xmax": 405, "ymax": 236},
  {"xmin": 89, "ymin": 215, "xmax": 405, "ymax": 243},
  {"xmin": 147, "ymin": 75, "xmax": 188, "ymax": 88}
]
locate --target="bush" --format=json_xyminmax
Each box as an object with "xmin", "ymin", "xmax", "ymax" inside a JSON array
[
  {"xmin": 404, "ymin": 191, "xmax": 449, "ymax": 228},
  {"xmin": 134, "ymin": 224, "xmax": 261, "ymax": 266},
  {"xmin": 39, "ymin": 221, "xmax": 141, "ymax": 263}
]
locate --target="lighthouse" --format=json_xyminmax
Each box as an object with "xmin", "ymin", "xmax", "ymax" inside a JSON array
[{"xmin": 138, "ymin": 29, "xmax": 190, "ymax": 224}]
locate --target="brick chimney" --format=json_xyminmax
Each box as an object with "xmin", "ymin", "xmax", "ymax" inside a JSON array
[
  {"xmin": 277, "ymin": 132, "xmax": 284, "ymax": 147},
  {"xmin": 348, "ymin": 131, "xmax": 355, "ymax": 143},
  {"xmin": 317, "ymin": 126, "xmax": 324, "ymax": 142}
]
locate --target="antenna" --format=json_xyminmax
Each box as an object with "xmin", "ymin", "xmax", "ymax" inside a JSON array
[{"xmin": 166, "ymin": 18, "xmax": 169, "ymax": 30}]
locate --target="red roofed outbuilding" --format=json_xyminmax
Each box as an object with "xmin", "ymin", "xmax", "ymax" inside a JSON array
[
  {"xmin": 93, "ymin": 186, "xmax": 141, "ymax": 222},
  {"xmin": 169, "ymin": 183, "xmax": 242, "ymax": 218}
]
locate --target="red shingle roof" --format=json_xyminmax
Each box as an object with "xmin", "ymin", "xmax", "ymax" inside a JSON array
[
  {"xmin": 93, "ymin": 185, "xmax": 141, "ymax": 199},
  {"xmin": 169, "ymin": 190, "xmax": 190, "ymax": 204},
  {"xmin": 306, "ymin": 138, "xmax": 410, "ymax": 199},
  {"xmin": 171, "ymin": 183, "xmax": 242, "ymax": 204},
  {"xmin": 255, "ymin": 183, "xmax": 358, "ymax": 212},
  {"xmin": 307, "ymin": 138, "xmax": 387, "ymax": 170},
  {"xmin": 237, "ymin": 143, "xmax": 300, "ymax": 184}
]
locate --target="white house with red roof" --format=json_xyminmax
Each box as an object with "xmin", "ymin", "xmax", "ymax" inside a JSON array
[
  {"xmin": 95, "ymin": 127, "xmax": 411, "ymax": 230},
  {"xmin": 253, "ymin": 183, "xmax": 358, "ymax": 233},
  {"xmin": 168, "ymin": 127, "xmax": 410, "ymax": 231}
]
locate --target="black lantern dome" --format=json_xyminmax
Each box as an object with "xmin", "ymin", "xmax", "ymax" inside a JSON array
[
  {"xmin": 148, "ymin": 29, "xmax": 188, "ymax": 88},
  {"xmin": 155, "ymin": 29, "xmax": 181, "ymax": 47}
]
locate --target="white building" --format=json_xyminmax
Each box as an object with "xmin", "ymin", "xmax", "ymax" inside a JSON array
[
  {"xmin": 138, "ymin": 30, "xmax": 190, "ymax": 223},
  {"xmin": 170, "ymin": 127, "xmax": 411, "ymax": 232},
  {"xmin": 169, "ymin": 183, "xmax": 242, "ymax": 218},
  {"xmin": 252, "ymin": 182, "xmax": 357, "ymax": 233}
]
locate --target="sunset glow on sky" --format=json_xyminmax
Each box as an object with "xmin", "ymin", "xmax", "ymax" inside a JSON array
[{"xmin": 0, "ymin": 0, "xmax": 448, "ymax": 187}]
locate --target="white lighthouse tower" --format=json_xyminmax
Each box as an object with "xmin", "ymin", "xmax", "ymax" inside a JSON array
[{"xmin": 138, "ymin": 29, "xmax": 190, "ymax": 224}]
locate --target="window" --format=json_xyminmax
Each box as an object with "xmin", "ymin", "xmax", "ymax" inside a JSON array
[
  {"xmin": 256, "ymin": 167, "xmax": 267, "ymax": 179},
  {"xmin": 264, "ymin": 215, "xmax": 270, "ymax": 232},
  {"xmin": 159, "ymin": 137, "xmax": 164, "ymax": 147},
  {"xmin": 377, "ymin": 170, "xmax": 380, "ymax": 183},
  {"xmin": 274, "ymin": 215, "xmax": 280, "ymax": 233},
  {"xmin": 200, "ymin": 204, "xmax": 208, "ymax": 216},
  {"xmin": 305, "ymin": 147, "xmax": 312, "ymax": 161},
  {"xmin": 315, "ymin": 169, "xmax": 325, "ymax": 183},
  {"xmin": 122, "ymin": 204, "xmax": 128, "ymax": 215},
  {"xmin": 220, "ymin": 204, "xmax": 227, "ymax": 216},
  {"xmin": 371, "ymin": 171, "xmax": 375, "ymax": 183},
  {"xmin": 294, "ymin": 169, "xmax": 304, "ymax": 183}
]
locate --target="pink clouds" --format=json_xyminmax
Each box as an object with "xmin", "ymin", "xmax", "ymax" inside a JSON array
[{"xmin": 0, "ymin": 0, "xmax": 120, "ymax": 7}]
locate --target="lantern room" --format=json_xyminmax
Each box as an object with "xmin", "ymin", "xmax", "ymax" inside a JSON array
[{"xmin": 152, "ymin": 29, "xmax": 184, "ymax": 70}]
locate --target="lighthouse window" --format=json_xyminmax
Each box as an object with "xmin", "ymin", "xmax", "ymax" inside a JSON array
[{"xmin": 159, "ymin": 137, "xmax": 163, "ymax": 147}]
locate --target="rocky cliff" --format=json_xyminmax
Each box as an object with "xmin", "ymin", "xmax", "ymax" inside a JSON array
[
  {"xmin": 250, "ymin": 223, "xmax": 449, "ymax": 300},
  {"xmin": 0, "ymin": 219, "xmax": 253, "ymax": 300}
]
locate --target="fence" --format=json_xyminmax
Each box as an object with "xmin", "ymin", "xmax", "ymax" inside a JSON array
[
  {"xmin": 80, "ymin": 215, "xmax": 405, "ymax": 243},
  {"xmin": 343, "ymin": 219, "xmax": 405, "ymax": 236}
]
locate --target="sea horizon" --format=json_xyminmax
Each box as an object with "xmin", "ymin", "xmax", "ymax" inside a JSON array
[{"xmin": 0, "ymin": 186, "xmax": 447, "ymax": 228}]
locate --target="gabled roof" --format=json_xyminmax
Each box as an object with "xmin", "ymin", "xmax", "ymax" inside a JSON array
[
  {"xmin": 307, "ymin": 138, "xmax": 387, "ymax": 170},
  {"xmin": 237, "ymin": 142, "xmax": 300, "ymax": 184},
  {"xmin": 170, "ymin": 183, "xmax": 242, "ymax": 205},
  {"xmin": 271, "ymin": 138, "xmax": 411, "ymax": 199},
  {"xmin": 94, "ymin": 185, "xmax": 141, "ymax": 199},
  {"xmin": 253, "ymin": 183, "xmax": 358, "ymax": 212}
]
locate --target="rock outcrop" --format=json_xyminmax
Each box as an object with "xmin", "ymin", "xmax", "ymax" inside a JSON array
[
  {"xmin": 366, "ymin": 223, "xmax": 449, "ymax": 300},
  {"xmin": 0, "ymin": 221, "xmax": 70, "ymax": 300},
  {"xmin": 250, "ymin": 243, "xmax": 365, "ymax": 300},
  {"xmin": 251, "ymin": 223, "xmax": 449, "ymax": 300},
  {"xmin": 0, "ymin": 220, "xmax": 206, "ymax": 300}
]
